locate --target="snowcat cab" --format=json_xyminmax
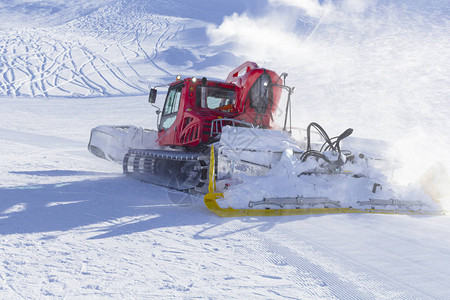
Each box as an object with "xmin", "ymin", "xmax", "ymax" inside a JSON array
[
  {"xmin": 152, "ymin": 76, "xmax": 240, "ymax": 148},
  {"xmin": 149, "ymin": 62, "xmax": 285, "ymax": 149}
]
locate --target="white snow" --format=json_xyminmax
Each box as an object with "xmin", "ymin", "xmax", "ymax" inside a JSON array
[
  {"xmin": 89, "ymin": 125, "xmax": 160, "ymax": 162},
  {"xmin": 1, "ymin": 0, "xmax": 450, "ymax": 298}
]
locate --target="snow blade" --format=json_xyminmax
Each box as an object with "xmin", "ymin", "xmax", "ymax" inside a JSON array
[
  {"xmin": 204, "ymin": 193, "xmax": 443, "ymax": 217},
  {"xmin": 204, "ymin": 146, "xmax": 445, "ymax": 217},
  {"xmin": 88, "ymin": 125, "xmax": 159, "ymax": 162}
]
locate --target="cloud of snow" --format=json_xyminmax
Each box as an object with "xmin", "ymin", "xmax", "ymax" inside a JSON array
[
  {"xmin": 208, "ymin": 0, "xmax": 450, "ymax": 192},
  {"xmin": 206, "ymin": 0, "xmax": 383, "ymax": 62},
  {"xmin": 340, "ymin": 0, "xmax": 378, "ymax": 13},
  {"xmin": 268, "ymin": 0, "xmax": 326, "ymax": 18},
  {"xmin": 207, "ymin": 10, "xmax": 307, "ymax": 62},
  {"xmin": 389, "ymin": 129, "xmax": 450, "ymax": 209}
]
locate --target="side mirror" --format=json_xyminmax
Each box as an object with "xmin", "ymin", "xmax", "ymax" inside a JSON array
[{"xmin": 149, "ymin": 88, "xmax": 157, "ymax": 103}]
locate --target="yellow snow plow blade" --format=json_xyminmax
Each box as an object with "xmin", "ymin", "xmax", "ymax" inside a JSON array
[
  {"xmin": 203, "ymin": 146, "xmax": 445, "ymax": 217},
  {"xmin": 204, "ymin": 192, "xmax": 443, "ymax": 217}
]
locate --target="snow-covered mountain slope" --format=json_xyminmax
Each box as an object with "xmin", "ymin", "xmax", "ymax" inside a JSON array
[
  {"xmin": 1, "ymin": 0, "xmax": 450, "ymax": 298},
  {"xmin": 0, "ymin": 0, "xmax": 246, "ymax": 98}
]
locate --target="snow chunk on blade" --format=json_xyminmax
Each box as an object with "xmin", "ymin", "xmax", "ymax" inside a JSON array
[{"xmin": 205, "ymin": 123, "xmax": 446, "ymax": 217}]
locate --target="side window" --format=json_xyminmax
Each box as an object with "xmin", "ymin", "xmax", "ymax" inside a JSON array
[
  {"xmin": 195, "ymin": 86, "xmax": 235, "ymax": 109},
  {"xmin": 160, "ymin": 86, "xmax": 182, "ymax": 130}
]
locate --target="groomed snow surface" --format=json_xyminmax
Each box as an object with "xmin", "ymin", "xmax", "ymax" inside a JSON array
[
  {"xmin": 2, "ymin": 98, "xmax": 450, "ymax": 299},
  {"xmin": 1, "ymin": 0, "xmax": 450, "ymax": 298}
]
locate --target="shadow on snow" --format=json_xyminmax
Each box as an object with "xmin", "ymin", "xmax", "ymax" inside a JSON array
[{"xmin": 0, "ymin": 170, "xmax": 324, "ymax": 239}]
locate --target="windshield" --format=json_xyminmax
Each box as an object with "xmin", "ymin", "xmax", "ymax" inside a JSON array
[
  {"xmin": 159, "ymin": 85, "xmax": 182, "ymax": 130},
  {"xmin": 197, "ymin": 86, "xmax": 235, "ymax": 109}
]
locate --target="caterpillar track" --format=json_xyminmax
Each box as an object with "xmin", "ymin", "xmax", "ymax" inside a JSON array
[{"xmin": 123, "ymin": 149, "xmax": 210, "ymax": 192}]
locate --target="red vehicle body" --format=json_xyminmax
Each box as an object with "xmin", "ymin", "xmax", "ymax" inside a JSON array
[{"xmin": 155, "ymin": 62, "xmax": 283, "ymax": 148}]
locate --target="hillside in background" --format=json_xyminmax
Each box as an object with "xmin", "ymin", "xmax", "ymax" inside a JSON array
[
  {"xmin": 1, "ymin": 0, "xmax": 450, "ymax": 298},
  {"xmin": 0, "ymin": 0, "xmax": 251, "ymax": 98}
]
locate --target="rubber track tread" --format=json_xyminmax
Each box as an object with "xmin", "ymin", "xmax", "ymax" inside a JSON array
[{"xmin": 123, "ymin": 149, "xmax": 208, "ymax": 191}]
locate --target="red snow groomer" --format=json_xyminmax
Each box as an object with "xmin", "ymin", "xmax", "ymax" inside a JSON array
[
  {"xmin": 88, "ymin": 61, "xmax": 444, "ymax": 217},
  {"xmin": 89, "ymin": 61, "xmax": 294, "ymax": 190}
]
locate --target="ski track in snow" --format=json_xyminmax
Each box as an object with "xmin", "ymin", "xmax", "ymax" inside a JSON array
[{"xmin": 0, "ymin": 2, "xmax": 207, "ymax": 98}]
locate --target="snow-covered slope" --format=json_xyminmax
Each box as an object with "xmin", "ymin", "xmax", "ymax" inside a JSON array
[
  {"xmin": 0, "ymin": 0, "xmax": 246, "ymax": 97},
  {"xmin": 1, "ymin": 0, "xmax": 450, "ymax": 298}
]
